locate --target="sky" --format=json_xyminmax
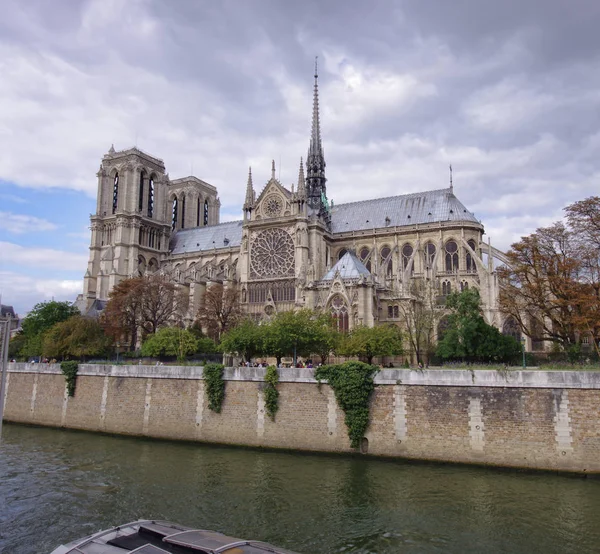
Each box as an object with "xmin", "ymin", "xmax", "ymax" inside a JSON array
[{"xmin": 1, "ymin": 0, "xmax": 600, "ymax": 315}]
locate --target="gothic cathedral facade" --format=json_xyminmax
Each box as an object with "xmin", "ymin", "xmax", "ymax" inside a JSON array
[{"xmin": 80, "ymin": 68, "xmax": 512, "ymax": 346}]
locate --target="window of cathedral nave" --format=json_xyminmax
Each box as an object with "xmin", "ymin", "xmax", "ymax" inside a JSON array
[
  {"xmin": 248, "ymin": 281, "xmax": 295, "ymax": 303},
  {"xmin": 424, "ymin": 242, "xmax": 436, "ymax": 269},
  {"xmin": 442, "ymin": 280, "xmax": 452, "ymax": 296},
  {"xmin": 445, "ymin": 240, "xmax": 459, "ymax": 272},
  {"xmin": 465, "ymin": 239, "xmax": 476, "ymax": 273},
  {"xmin": 359, "ymin": 247, "xmax": 371, "ymax": 272},
  {"xmin": 181, "ymin": 196, "xmax": 186, "ymax": 229},
  {"xmin": 380, "ymin": 246, "xmax": 392, "ymax": 277},
  {"xmin": 460, "ymin": 281, "xmax": 469, "ymax": 292},
  {"xmin": 387, "ymin": 305, "xmax": 399, "ymax": 319},
  {"xmin": 196, "ymin": 197, "xmax": 201, "ymax": 227},
  {"xmin": 338, "ymin": 248, "xmax": 347, "ymax": 261},
  {"xmin": 402, "ymin": 244, "xmax": 414, "ymax": 275},
  {"xmin": 204, "ymin": 200, "xmax": 209, "ymax": 226}
]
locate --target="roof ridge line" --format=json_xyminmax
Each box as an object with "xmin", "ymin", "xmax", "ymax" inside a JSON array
[{"xmin": 333, "ymin": 187, "xmax": 454, "ymax": 208}]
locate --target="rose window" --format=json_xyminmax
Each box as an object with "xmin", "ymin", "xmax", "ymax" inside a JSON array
[
  {"xmin": 250, "ymin": 228, "xmax": 295, "ymax": 278},
  {"xmin": 264, "ymin": 194, "xmax": 283, "ymax": 218}
]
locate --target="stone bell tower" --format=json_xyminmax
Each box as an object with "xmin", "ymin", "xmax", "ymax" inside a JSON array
[{"xmin": 83, "ymin": 146, "xmax": 172, "ymax": 309}]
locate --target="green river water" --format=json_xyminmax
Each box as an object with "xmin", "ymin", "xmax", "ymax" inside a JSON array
[{"xmin": 1, "ymin": 423, "xmax": 599, "ymax": 554}]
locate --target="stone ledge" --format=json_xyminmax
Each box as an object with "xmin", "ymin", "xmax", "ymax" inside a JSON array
[{"xmin": 7, "ymin": 363, "xmax": 600, "ymax": 389}]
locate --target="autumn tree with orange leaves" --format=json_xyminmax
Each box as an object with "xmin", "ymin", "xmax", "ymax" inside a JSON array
[
  {"xmin": 499, "ymin": 196, "xmax": 600, "ymax": 354},
  {"xmin": 195, "ymin": 283, "xmax": 241, "ymax": 340},
  {"xmin": 101, "ymin": 275, "xmax": 188, "ymax": 350}
]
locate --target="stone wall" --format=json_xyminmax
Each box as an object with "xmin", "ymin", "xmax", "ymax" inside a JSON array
[{"xmin": 4, "ymin": 364, "xmax": 600, "ymax": 474}]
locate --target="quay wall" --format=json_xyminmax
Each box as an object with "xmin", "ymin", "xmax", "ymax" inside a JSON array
[{"xmin": 4, "ymin": 363, "xmax": 600, "ymax": 474}]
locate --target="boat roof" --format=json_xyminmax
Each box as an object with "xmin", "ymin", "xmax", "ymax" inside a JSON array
[{"xmin": 51, "ymin": 520, "xmax": 300, "ymax": 554}]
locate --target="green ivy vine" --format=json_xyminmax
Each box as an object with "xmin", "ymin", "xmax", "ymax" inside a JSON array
[
  {"xmin": 60, "ymin": 361, "xmax": 79, "ymax": 397},
  {"xmin": 315, "ymin": 361, "xmax": 379, "ymax": 449},
  {"xmin": 264, "ymin": 365, "xmax": 279, "ymax": 421},
  {"xmin": 204, "ymin": 362, "xmax": 225, "ymax": 413}
]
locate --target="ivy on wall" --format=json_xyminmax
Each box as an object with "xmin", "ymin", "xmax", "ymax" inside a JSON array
[
  {"xmin": 60, "ymin": 361, "xmax": 79, "ymax": 397},
  {"xmin": 315, "ymin": 361, "xmax": 379, "ymax": 449},
  {"xmin": 264, "ymin": 365, "xmax": 279, "ymax": 421},
  {"xmin": 204, "ymin": 362, "xmax": 225, "ymax": 413}
]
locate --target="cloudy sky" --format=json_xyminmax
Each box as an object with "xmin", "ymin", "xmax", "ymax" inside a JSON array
[{"xmin": 1, "ymin": 0, "xmax": 600, "ymax": 315}]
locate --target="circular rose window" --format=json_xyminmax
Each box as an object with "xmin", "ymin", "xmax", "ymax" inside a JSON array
[
  {"xmin": 264, "ymin": 194, "xmax": 283, "ymax": 218},
  {"xmin": 250, "ymin": 228, "xmax": 295, "ymax": 278}
]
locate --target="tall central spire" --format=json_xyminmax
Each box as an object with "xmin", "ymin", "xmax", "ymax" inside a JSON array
[
  {"xmin": 309, "ymin": 57, "xmax": 323, "ymax": 160},
  {"xmin": 306, "ymin": 56, "xmax": 328, "ymax": 220}
]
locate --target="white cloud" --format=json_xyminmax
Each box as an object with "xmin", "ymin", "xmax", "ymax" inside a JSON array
[
  {"xmin": 0, "ymin": 212, "xmax": 58, "ymax": 234},
  {"xmin": 0, "ymin": 241, "xmax": 87, "ymax": 271},
  {"xmin": 0, "ymin": 270, "xmax": 81, "ymax": 315}
]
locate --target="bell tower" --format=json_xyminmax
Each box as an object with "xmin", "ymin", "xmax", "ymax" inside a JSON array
[{"xmin": 83, "ymin": 146, "xmax": 171, "ymax": 309}]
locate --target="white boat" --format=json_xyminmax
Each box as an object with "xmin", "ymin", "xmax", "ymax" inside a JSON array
[{"xmin": 50, "ymin": 519, "xmax": 300, "ymax": 554}]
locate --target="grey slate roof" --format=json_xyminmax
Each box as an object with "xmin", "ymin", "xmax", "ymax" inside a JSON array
[
  {"xmin": 321, "ymin": 251, "xmax": 371, "ymax": 281},
  {"xmin": 330, "ymin": 188, "xmax": 479, "ymax": 233},
  {"xmin": 170, "ymin": 220, "xmax": 244, "ymax": 254},
  {"xmin": 168, "ymin": 188, "xmax": 479, "ymax": 255},
  {"xmin": 0, "ymin": 304, "xmax": 16, "ymax": 318}
]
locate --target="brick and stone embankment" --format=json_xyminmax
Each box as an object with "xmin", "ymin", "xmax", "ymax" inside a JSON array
[{"xmin": 4, "ymin": 363, "xmax": 600, "ymax": 474}]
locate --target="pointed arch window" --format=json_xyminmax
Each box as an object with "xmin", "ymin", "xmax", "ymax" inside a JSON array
[
  {"xmin": 172, "ymin": 198, "xmax": 178, "ymax": 230},
  {"xmin": 197, "ymin": 197, "xmax": 201, "ymax": 227},
  {"xmin": 181, "ymin": 195, "xmax": 186, "ymax": 229},
  {"xmin": 147, "ymin": 175, "xmax": 155, "ymax": 218},
  {"xmin": 112, "ymin": 172, "xmax": 119, "ymax": 214},
  {"xmin": 204, "ymin": 199, "xmax": 209, "ymax": 225},
  {"xmin": 338, "ymin": 248, "xmax": 348, "ymax": 261},
  {"xmin": 503, "ymin": 316, "xmax": 522, "ymax": 343},
  {"xmin": 460, "ymin": 281, "xmax": 469, "ymax": 292},
  {"xmin": 442, "ymin": 281, "xmax": 452, "ymax": 296},
  {"xmin": 402, "ymin": 244, "xmax": 414, "ymax": 274},
  {"xmin": 138, "ymin": 171, "xmax": 145, "ymax": 212},
  {"xmin": 445, "ymin": 240, "xmax": 458, "ymax": 272},
  {"xmin": 359, "ymin": 247, "xmax": 371, "ymax": 272},
  {"xmin": 424, "ymin": 242, "xmax": 436, "ymax": 268},
  {"xmin": 466, "ymin": 239, "xmax": 476, "ymax": 272},
  {"xmin": 381, "ymin": 246, "xmax": 392, "ymax": 277},
  {"xmin": 330, "ymin": 295, "xmax": 349, "ymax": 333}
]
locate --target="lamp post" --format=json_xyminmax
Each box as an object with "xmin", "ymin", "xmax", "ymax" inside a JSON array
[
  {"xmin": 521, "ymin": 336, "xmax": 526, "ymax": 369},
  {"xmin": 115, "ymin": 341, "xmax": 121, "ymax": 364}
]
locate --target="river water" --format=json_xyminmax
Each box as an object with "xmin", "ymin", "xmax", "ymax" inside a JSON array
[{"xmin": 1, "ymin": 424, "xmax": 599, "ymax": 554}]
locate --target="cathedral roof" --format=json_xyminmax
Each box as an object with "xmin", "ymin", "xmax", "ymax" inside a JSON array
[
  {"xmin": 321, "ymin": 251, "xmax": 371, "ymax": 281},
  {"xmin": 170, "ymin": 220, "xmax": 244, "ymax": 254},
  {"xmin": 330, "ymin": 188, "xmax": 479, "ymax": 233}
]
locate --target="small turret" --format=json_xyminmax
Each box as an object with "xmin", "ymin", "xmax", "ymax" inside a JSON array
[
  {"xmin": 243, "ymin": 167, "xmax": 255, "ymax": 220},
  {"xmin": 297, "ymin": 157, "xmax": 306, "ymax": 199}
]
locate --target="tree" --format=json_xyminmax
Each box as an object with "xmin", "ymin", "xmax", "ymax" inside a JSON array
[
  {"xmin": 43, "ymin": 315, "xmax": 113, "ymax": 360},
  {"xmin": 397, "ymin": 280, "xmax": 439, "ymax": 365},
  {"xmin": 8, "ymin": 332, "xmax": 27, "ymax": 360},
  {"xmin": 219, "ymin": 319, "xmax": 264, "ymax": 362},
  {"xmin": 195, "ymin": 283, "xmax": 241, "ymax": 340},
  {"xmin": 498, "ymin": 221, "xmax": 594, "ymax": 350},
  {"xmin": 311, "ymin": 313, "xmax": 343, "ymax": 364},
  {"xmin": 342, "ymin": 324, "xmax": 404, "ymax": 365},
  {"xmin": 141, "ymin": 327, "xmax": 199, "ymax": 361},
  {"xmin": 437, "ymin": 288, "xmax": 521, "ymax": 363},
  {"xmin": 20, "ymin": 300, "xmax": 80, "ymax": 357},
  {"xmin": 262, "ymin": 309, "xmax": 325, "ymax": 365},
  {"xmin": 102, "ymin": 275, "xmax": 188, "ymax": 349}
]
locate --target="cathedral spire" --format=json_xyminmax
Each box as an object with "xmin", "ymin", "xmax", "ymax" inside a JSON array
[
  {"xmin": 271, "ymin": 159, "xmax": 276, "ymax": 180},
  {"xmin": 297, "ymin": 157, "xmax": 306, "ymax": 198},
  {"xmin": 306, "ymin": 56, "xmax": 327, "ymax": 215},
  {"xmin": 243, "ymin": 166, "xmax": 254, "ymax": 211}
]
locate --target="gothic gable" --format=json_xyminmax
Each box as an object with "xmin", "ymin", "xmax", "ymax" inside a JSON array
[{"xmin": 254, "ymin": 178, "xmax": 292, "ymax": 220}]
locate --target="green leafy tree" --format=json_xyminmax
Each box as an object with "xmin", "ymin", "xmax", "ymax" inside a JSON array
[
  {"xmin": 20, "ymin": 300, "xmax": 80, "ymax": 357},
  {"xmin": 8, "ymin": 332, "xmax": 27, "ymax": 360},
  {"xmin": 219, "ymin": 319, "xmax": 264, "ymax": 362},
  {"xmin": 43, "ymin": 315, "xmax": 113, "ymax": 360},
  {"xmin": 262, "ymin": 310, "xmax": 325, "ymax": 365},
  {"xmin": 437, "ymin": 288, "xmax": 521, "ymax": 363},
  {"xmin": 342, "ymin": 324, "xmax": 404, "ymax": 365},
  {"xmin": 141, "ymin": 327, "xmax": 199, "ymax": 361},
  {"xmin": 311, "ymin": 313, "xmax": 343, "ymax": 364}
]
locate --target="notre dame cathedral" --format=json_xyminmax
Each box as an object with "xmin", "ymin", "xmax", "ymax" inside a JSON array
[{"xmin": 79, "ymin": 66, "xmax": 516, "ymax": 345}]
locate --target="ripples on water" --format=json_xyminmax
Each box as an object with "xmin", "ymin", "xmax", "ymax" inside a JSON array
[{"xmin": 1, "ymin": 424, "xmax": 599, "ymax": 554}]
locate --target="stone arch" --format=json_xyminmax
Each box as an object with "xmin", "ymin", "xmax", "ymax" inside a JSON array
[
  {"xmin": 359, "ymin": 246, "xmax": 371, "ymax": 272},
  {"xmin": 137, "ymin": 254, "xmax": 147, "ymax": 276},
  {"xmin": 380, "ymin": 244, "xmax": 392, "ymax": 277},
  {"xmin": 423, "ymin": 241, "xmax": 436, "ymax": 269},
  {"xmin": 465, "ymin": 239, "xmax": 477, "ymax": 272},
  {"xmin": 401, "ymin": 242, "xmax": 414, "ymax": 274}
]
